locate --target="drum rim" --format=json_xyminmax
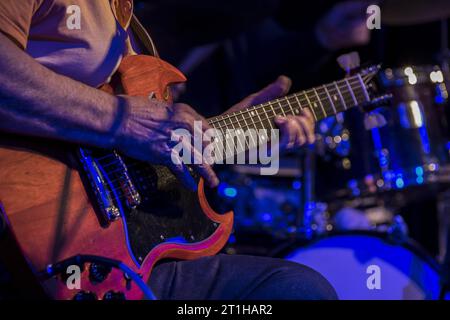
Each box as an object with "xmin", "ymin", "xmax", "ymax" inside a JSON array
[{"xmin": 283, "ymin": 230, "xmax": 441, "ymax": 273}]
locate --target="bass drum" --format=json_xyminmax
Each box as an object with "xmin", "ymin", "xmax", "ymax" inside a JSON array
[{"xmin": 285, "ymin": 232, "xmax": 441, "ymax": 300}]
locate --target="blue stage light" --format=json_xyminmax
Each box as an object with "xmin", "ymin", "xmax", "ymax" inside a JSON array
[
  {"xmin": 395, "ymin": 177, "xmax": 404, "ymax": 189},
  {"xmin": 415, "ymin": 166, "xmax": 424, "ymax": 176},
  {"xmin": 292, "ymin": 180, "xmax": 302, "ymax": 190},
  {"xmin": 224, "ymin": 187, "xmax": 237, "ymax": 198}
]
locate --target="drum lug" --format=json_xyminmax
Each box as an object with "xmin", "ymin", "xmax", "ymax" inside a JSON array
[{"xmin": 387, "ymin": 215, "xmax": 409, "ymax": 244}]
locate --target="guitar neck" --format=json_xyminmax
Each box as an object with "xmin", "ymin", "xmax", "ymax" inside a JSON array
[{"xmin": 206, "ymin": 73, "xmax": 370, "ymax": 157}]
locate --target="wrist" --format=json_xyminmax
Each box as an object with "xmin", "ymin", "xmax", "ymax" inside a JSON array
[{"xmin": 108, "ymin": 95, "xmax": 131, "ymax": 150}]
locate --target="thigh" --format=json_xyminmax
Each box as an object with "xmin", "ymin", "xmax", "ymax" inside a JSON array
[{"xmin": 148, "ymin": 254, "xmax": 337, "ymax": 300}]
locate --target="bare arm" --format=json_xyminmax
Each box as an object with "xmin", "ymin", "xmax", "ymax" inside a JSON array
[
  {"xmin": 0, "ymin": 32, "xmax": 219, "ymax": 189},
  {"xmin": 0, "ymin": 32, "xmax": 122, "ymax": 149}
]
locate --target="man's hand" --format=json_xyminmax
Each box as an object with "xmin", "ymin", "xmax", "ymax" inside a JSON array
[
  {"xmin": 115, "ymin": 96, "xmax": 219, "ymax": 191},
  {"xmin": 226, "ymin": 75, "xmax": 315, "ymax": 150}
]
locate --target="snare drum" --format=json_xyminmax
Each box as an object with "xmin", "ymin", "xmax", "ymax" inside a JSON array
[
  {"xmin": 318, "ymin": 65, "xmax": 450, "ymax": 199},
  {"xmin": 285, "ymin": 231, "xmax": 441, "ymax": 300}
]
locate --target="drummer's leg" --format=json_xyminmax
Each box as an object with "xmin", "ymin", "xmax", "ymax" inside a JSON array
[{"xmin": 148, "ymin": 254, "xmax": 337, "ymax": 300}]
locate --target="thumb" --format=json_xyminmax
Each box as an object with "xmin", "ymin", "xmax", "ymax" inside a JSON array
[
  {"xmin": 249, "ymin": 75, "xmax": 292, "ymax": 106},
  {"xmin": 230, "ymin": 76, "xmax": 292, "ymax": 112}
]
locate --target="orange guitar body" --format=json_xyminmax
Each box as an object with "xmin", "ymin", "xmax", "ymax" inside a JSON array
[{"xmin": 0, "ymin": 55, "xmax": 233, "ymax": 300}]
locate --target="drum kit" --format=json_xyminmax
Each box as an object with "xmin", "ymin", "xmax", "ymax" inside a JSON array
[{"xmin": 218, "ymin": 10, "xmax": 450, "ymax": 300}]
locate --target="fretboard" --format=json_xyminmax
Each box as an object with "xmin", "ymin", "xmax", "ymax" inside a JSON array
[{"xmin": 207, "ymin": 73, "xmax": 370, "ymax": 159}]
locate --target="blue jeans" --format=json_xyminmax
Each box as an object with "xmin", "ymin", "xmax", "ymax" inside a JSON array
[{"xmin": 149, "ymin": 254, "xmax": 337, "ymax": 300}]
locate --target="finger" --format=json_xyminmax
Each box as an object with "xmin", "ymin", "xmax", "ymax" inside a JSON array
[
  {"xmin": 229, "ymin": 75, "xmax": 292, "ymax": 112},
  {"xmin": 175, "ymin": 105, "xmax": 212, "ymax": 151},
  {"xmin": 295, "ymin": 116, "xmax": 316, "ymax": 145},
  {"xmin": 274, "ymin": 117, "xmax": 291, "ymax": 148},
  {"xmin": 292, "ymin": 119, "xmax": 306, "ymax": 147},
  {"xmin": 167, "ymin": 153, "xmax": 198, "ymax": 191},
  {"xmin": 172, "ymin": 103, "xmax": 211, "ymax": 132},
  {"xmin": 301, "ymin": 109, "xmax": 315, "ymax": 123},
  {"xmin": 300, "ymin": 110, "xmax": 316, "ymax": 143},
  {"xmin": 178, "ymin": 134, "xmax": 220, "ymax": 188},
  {"xmin": 275, "ymin": 116, "xmax": 300, "ymax": 149}
]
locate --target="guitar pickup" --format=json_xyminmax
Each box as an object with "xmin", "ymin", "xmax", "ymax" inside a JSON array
[
  {"xmin": 109, "ymin": 151, "xmax": 141, "ymax": 209},
  {"xmin": 78, "ymin": 148, "xmax": 121, "ymax": 223},
  {"xmin": 79, "ymin": 148, "xmax": 141, "ymax": 213}
]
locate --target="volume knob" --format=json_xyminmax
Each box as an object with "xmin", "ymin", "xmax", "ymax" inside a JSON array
[
  {"xmin": 88, "ymin": 262, "xmax": 112, "ymax": 284},
  {"xmin": 103, "ymin": 290, "xmax": 126, "ymax": 300},
  {"xmin": 72, "ymin": 290, "xmax": 97, "ymax": 301}
]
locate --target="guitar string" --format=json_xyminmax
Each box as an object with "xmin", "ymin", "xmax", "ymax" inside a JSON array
[
  {"xmin": 101, "ymin": 87, "xmax": 366, "ymax": 174},
  {"xmin": 96, "ymin": 75, "xmax": 373, "ymax": 200},
  {"xmin": 94, "ymin": 76, "xmax": 370, "ymax": 174},
  {"xmin": 205, "ymin": 80, "xmax": 366, "ymax": 158},
  {"xmin": 206, "ymin": 88, "xmax": 365, "ymax": 159},
  {"xmin": 101, "ymin": 90, "xmax": 367, "ymax": 193},
  {"xmin": 207, "ymin": 77, "xmax": 366, "ymax": 128},
  {"xmin": 94, "ymin": 76, "xmax": 366, "ymax": 163},
  {"xmin": 206, "ymin": 75, "xmax": 364, "ymax": 125},
  {"xmin": 99, "ymin": 87, "xmax": 366, "ymax": 176}
]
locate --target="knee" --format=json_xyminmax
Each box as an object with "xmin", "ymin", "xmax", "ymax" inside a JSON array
[{"xmin": 262, "ymin": 260, "xmax": 338, "ymax": 300}]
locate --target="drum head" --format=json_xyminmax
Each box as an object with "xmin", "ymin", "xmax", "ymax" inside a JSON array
[{"xmin": 286, "ymin": 233, "xmax": 440, "ymax": 300}]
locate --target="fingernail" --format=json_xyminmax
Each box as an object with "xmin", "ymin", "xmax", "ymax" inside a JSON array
[
  {"xmin": 210, "ymin": 177, "xmax": 220, "ymax": 188},
  {"xmin": 275, "ymin": 116, "xmax": 287, "ymax": 124}
]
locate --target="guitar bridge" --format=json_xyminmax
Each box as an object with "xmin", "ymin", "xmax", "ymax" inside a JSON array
[
  {"xmin": 78, "ymin": 147, "xmax": 141, "ymax": 224},
  {"xmin": 78, "ymin": 148, "xmax": 120, "ymax": 223}
]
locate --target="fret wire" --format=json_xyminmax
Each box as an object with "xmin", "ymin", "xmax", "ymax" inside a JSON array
[
  {"xmin": 248, "ymin": 107, "xmax": 259, "ymax": 149},
  {"xmin": 344, "ymin": 78, "xmax": 357, "ymax": 105},
  {"xmin": 324, "ymin": 82, "xmax": 350, "ymax": 113},
  {"xmin": 102, "ymin": 92, "xmax": 366, "ymax": 170},
  {"xmin": 317, "ymin": 86, "xmax": 336, "ymax": 116},
  {"xmin": 207, "ymin": 76, "xmax": 362, "ymax": 125},
  {"xmin": 262, "ymin": 103, "xmax": 274, "ymax": 129},
  {"xmin": 285, "ymin": 96, "xmax": 296, "ymax": 115},
  {"xmin": 254, "ymin": 105, "xmax": 265, "ymax": 128},
  {"xmin": 357, "ymin": 73, "xmax": 370, "ymax": 102},
  {"xmin": 207, "ymin": 77, "xmax": 365, "ymax": 129},
  {"xmin": 223, "ymin": 117, "xmax": 236, "ymax": 159},
  {"xmin": 239, "ymin": 110, "xmax": 256, "ymax": 149},
  {"xmin": 210, "ymin": 88, "xmax": 366, "ymax": 133},
  {"xmin": 340, "ymin": 79, "xmax": 362, "ymax": 108},
  {"xmin": 322, "ymin": 85, "xmax": 337, "ymax": 114},
  {"xmin": 293, "ymin": 94, "xmax": 304, "ymax": 114},
  {"xmin": 269, "ymin": 102, "xmax": 278, "ymax": 118},
  {"xmin": 211, "ymin": 116, "xmax": 227, "ymax": 162},
  {"xmin": 333, "ymin": 81, "xmax": 347, "ymax": 110},
  {"xmin": 301, "ymin": 77, "xmax": 359, "ymax": 105},
  {"xmin": 277, "ymin": 99, "xmax": 287, "ymax": 116},
  {"xmin": 312, "ymin": 87, "xmax": 328, "ymax": 118},
  {"xmin": 210, "ymin": 91, "xmax": 367, "ymax": 133},
  {"xmin": 105, "ymin": 82, "xmax": 370, "ymax": 171},
  {"xmin": 214, "ymin": 118, "xmax": 229, "ymax": 160},
  {"xmin": 302, "ymin": 91, "xmax": 317, "ymax": 121},
  {"xmin": 232, "ymin": 113, "xmax": 245, "ymax": 155}
]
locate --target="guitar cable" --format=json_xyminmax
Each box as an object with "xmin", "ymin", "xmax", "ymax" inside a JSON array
[{"xmin": 44, "ymin": 254, "xmax": 157, "ymax": 300}]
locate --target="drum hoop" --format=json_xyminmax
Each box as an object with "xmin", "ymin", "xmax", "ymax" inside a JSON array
[{"xmin": 284, "ymin": 230, "xmax": 441, "ymax": 273}]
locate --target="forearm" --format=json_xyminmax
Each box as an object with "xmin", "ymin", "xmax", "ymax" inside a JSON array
[{"xmin": 0, "ymin": 32, "xmax": 122, "ymax": 149}]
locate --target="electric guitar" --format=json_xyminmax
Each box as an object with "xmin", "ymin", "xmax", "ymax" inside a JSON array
[{"xmin": 0, "ymin": 54, "xmax": 388, "ymax": 300}]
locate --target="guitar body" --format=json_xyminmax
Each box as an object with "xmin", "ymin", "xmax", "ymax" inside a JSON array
[{"xmin": 0, "ymin": 55, "xmax": 233, "ymax": 300}]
